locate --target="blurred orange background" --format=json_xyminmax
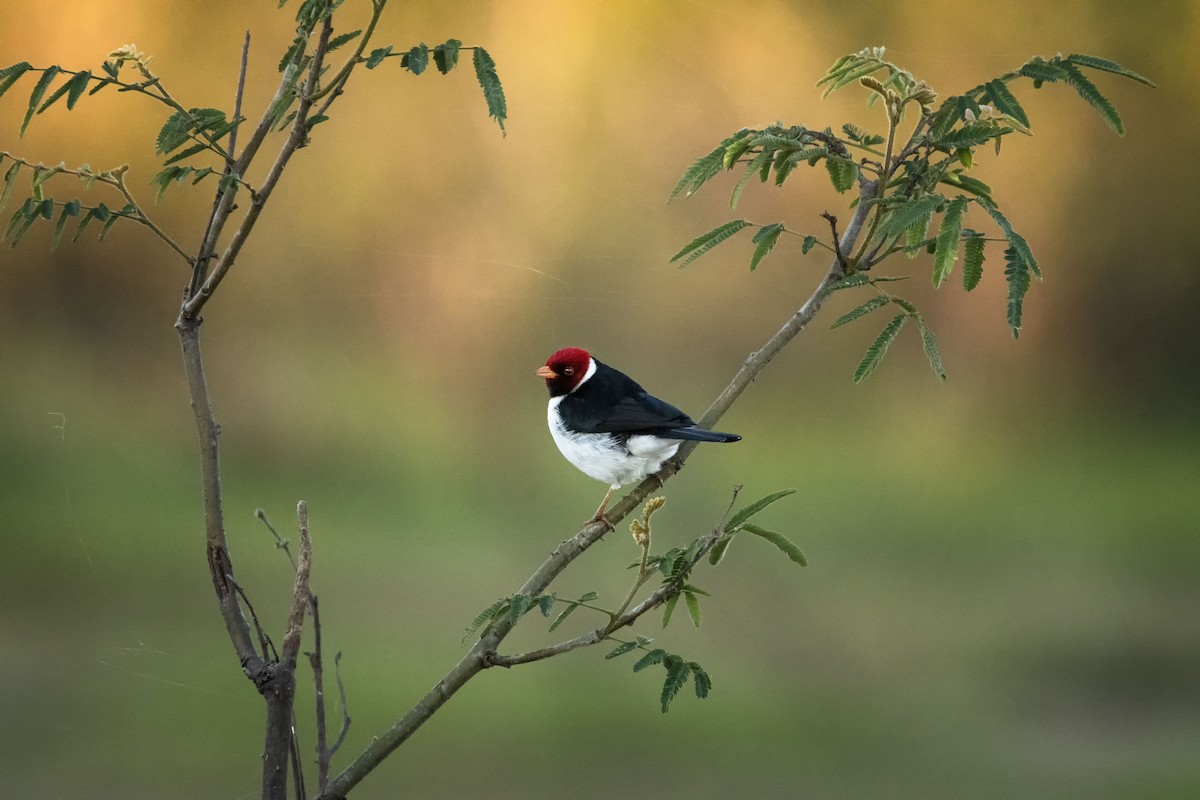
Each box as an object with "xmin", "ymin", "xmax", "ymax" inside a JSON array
[{"xmin": 1, "ymin": 2, "xmax": 1196, "ymax": 799}]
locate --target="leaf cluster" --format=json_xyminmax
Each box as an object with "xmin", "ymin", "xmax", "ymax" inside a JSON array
[
  {"xmin": 667, "ymin": 46, "xmax": 1152, "ymax": 378},
  {"xmin": 605, "ymin": 637, "xmax": 712, "ymax": 713}
]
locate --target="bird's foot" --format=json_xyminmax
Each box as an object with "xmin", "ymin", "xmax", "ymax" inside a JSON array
[{"xmin": 587, "ymin": 511, "xmax": 615, "ymax": 532}]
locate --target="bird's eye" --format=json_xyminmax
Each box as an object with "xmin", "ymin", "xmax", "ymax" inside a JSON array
[{"xmin": 562, "ymin": 366, "xmax": 574, "ymax": 375}]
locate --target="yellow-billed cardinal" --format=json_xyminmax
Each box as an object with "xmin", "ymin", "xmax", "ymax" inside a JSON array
[{"xmin": 536, "ymin": 347, "xmax": 741, "ymax": 523}]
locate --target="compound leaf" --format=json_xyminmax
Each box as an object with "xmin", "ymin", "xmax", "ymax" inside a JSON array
[
  {"xmin": 854, "ymin": 313, "xmax": 907, "ymax": 383},
  {"xmin": 669, "ymin": 219, "xmax": 750, "ymax": 267}
]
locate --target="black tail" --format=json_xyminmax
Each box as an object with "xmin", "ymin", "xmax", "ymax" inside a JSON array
[{"xmin": 667, "ymin": 426, "xmax": 741, "ymax": 443}]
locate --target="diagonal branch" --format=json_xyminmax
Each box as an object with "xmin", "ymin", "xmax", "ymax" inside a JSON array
[{"xmin": 316, "ymin": 176, "xmax": 880, "ymax": 800}]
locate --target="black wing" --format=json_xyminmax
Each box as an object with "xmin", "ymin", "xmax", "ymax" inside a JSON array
[{"xmin": 559, "ymin": 360, "xmax": 695, "ymax": 435}]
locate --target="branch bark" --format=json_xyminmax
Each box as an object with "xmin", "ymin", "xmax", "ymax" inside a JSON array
[{"xmin": 316, "ymin": 176, "xmax": 879, "ymax": 800}]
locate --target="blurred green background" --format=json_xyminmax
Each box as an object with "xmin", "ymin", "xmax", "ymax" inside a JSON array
[{"xmin": 2, "ymin": 2, "xmax": 1197, "ymax": 798}]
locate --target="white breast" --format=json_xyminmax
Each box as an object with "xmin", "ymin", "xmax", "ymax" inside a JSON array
[{"xmin": 547, "ymin": 397, "xmax": 680, "ymax": 488}]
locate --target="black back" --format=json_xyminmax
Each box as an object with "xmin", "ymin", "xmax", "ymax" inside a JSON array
[{"xmin": 558, "ymin": 359, "xmax": 738, "ymax": 441}]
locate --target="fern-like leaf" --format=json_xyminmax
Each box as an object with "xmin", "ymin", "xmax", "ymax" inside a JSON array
[
  {"xmin": 0, "ymin": 62, "xmax": 32, "ymax": 102},
  {"xmin": 433, "ymin": 39, "xmax": 461, "ymax": 74},
  {"xmin": 683, "ymin": 591, "xmax": 702, "ymax": 628},
  {"xmin": 660, "ymin": 655, "xmax": 690, "ymax": 713},
  {"xmin": 979, "ymin": 199, "xmax": 1039, "ymax": 278},
  {"xmin": 632, "ymin": 648, "xmax": 667, "ymax": 672},
  {"xmin": 962, "ymin": 236, "xmax": 985, "ymax": 291},
  {"xmin": 605, "ymin": 640, "xmax": 640, "ymax": 659},
  {"xmin": 742, "ymin": 522, "xmax": 807, "ymax": 566},
  {"xmin": 20, "ymin": 65, "xmax": 60, "ymax": 137},
  {"xmin": 462, "ymin": 598, "xmax": 506, "ymax": 642},
  {"xmin": 669, "ymin": 219, "xmax": 751, "ymax": 267},
  {"xmin": 749, "ymin": 222, "xmax": 784, "ymax": 271},
  {"xmin": 668, "ymin": 129, "xmax": 751, "ymax": 201},
  {"xmin": 1004, "ymin": 246, "xmax": 1031, "ymax": 338},
  {"xmin": 725, "ymin": 488, "xmax": 796, "ymax": 533},
  {"xmin": 940, "ymin": 172, "xmax": 993, "ymax": 201},
  {"xmin": 932, "ymin": 196, "xmax": 968, "ymax": 288},
  {"xmin": 984, "ymin": 79, "xmax": 1029, "ymax": 128},
  {"xmin": 471, "ymin": 47, "xmax": 506, "ymax": 134},
  {"xmin": 1065, "ymin": 54, "xmax": 1156, "ymax": 87},
  {"xmin": 826, "ymin": 157, "xmax": 857, "ymax": 193},
  {"xmin": 854, "ymin": 313, "xmax": 907, "ymax": 383},
  {"xmin": 1060, "ymin": 62, "xmax": 1123, "ymax": 135},
  {"xmin": 691, "ymin": 663, "xmax": 712, "ymax": 699},
  {"xmin": 915, "ymin": 316, "xmax": 947, "ymax": 381},
  {"xmin": 883, "ymin": 194, "xmax": 944, "ymax": 239},
  {"xmin": 830, "ymin": 295, "xmax": 891, "ymax": 329},
  {"xmin": 1018, "ymin": 57, "xmax": 1068, "ymax": 84}
]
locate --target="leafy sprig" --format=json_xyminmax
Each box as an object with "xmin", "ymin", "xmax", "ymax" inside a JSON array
[{"xmin": 668, "ymin": 46, "xmax": 1152, "ymax": 376}]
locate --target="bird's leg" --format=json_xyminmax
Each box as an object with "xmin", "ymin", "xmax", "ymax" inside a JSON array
[{"xmin": 589, "ymin": 485, "xmax": 617, "ymax": 530}]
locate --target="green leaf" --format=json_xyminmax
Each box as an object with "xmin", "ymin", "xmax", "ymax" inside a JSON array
[
  {"xmin": 937, "ymin": 123, "xmax": 1004, "ymax": 149},
  {"xmin": 883, "ymin": 194, "xmax": 944, "ymax": 239},
  {"xmin": 38, "ymin": 69, "xmax": 89, "ymax": 113},
  {"xmin": 0, "ymin": 62, "xmax": 32, "ymax": 101},
  {"xmin": 326, "ymin": 29, "xmax": 362, "ymax": 53},
  {"xmin": 37, "ymin": 198, "xmax": 54, "ymax": 220},
  {"xmin": 1004, "ymin": 246, "xmax": 1030, "ymax": 338},
  {"xmin": 20, "ymin": 65, "xmax": 60, "ymax": 137},
  {"xmin": 939, "ymin": 171, "xmax": 992, "ymax": 201},
  {"xmin": 1065, "ymin": 54, "xmax": 1156, "ymax": 87},
  {"xmin": 156, "ymin": 110, "xmax": 193, "ymax": 155},
  {"xmin": 729, "ymin": 150, "xmax": 770, "ymax": 209},
  {"xmin": 403, "ymin": 43, "xmax": 429, "ymax": 75},
  {"xmin": 979, "ymin": 199, "xmax": 1040, "ymax": 278},
  {"xmin": 669, "ymin": 219, "xmax": 751, "ymax": 267},
  {"xmin": 1018, "ymin": 58, "xmax": 1068, "ymax": 84},
  {"xmin": 433, "ymin": 39, "xmax": 461, "ymax": 74},
  {"xmin": 508, "ymin": 593, "xmax": 532, "ymax": 623},
  {"xmin": 660, "ymin": 655, "xmax": 690, "ymax": 713},
  {"xmin": 831, "ymin": 295, "xmax": 891, "ymax": 329},
  {"xmin": 661, "ymin": 593, "xmax": 680, "ymax": 628},
  {"xmin": 668, "ymin": 129, "xmax": 751, "ymax": 201},
  {"xmin": 547, "ymin": 604, "xmax": 577, "ymax": 633},
  {"xmin": 462, "ymin": 598, "xmax": 506, "ymax": 642},
  {"xmin": 305, "ymin": 113, "xmax": 330, "ymax": 130},
  {"xmin": 725, "ymin": 488, "xmax": 796, "ymax": 533},
  {"xmin": 854, "ymin": 313, "xmax": 907, "ymax": 383},
  {"xmin": 50, "ymin": 205, "xmax": 73, "ymax": 251},
  {"xmin": 691, "ymin": 664, "xmax": 712, "ymax": 699},
  {"xmin": 161, "ymin": 142, "xmax": 209, "ymax": 167},
  {"xmin": 932, "ymin": 196, "xmax": 968, "ymax": 288},
  {"xmin": 801, "ymin": 235, "xmax": 817, "ymax": 254},
  {"xmin": 0, "ymin": 162, "xmax": 21, "ymax": 215},
  {"xmin": 472, "ymin": 47, "xmax": 506, "ymax": 134},
  {"xmin": 1060, "ymin": 62, "xmax": 1124, "ymax": 135},
  {"xmin": 632, "ymin": 648, "xmax": 667, "ymax": 672},
  {"xmin": 536, "ymin": 594, "xmax": 555, "ymax": 618},
  {"xmin": 98, "ymin": 210, "xmax": 121, "ymax": 241},
  {"xmin": 962, "ymin": 236, "xmax": 985, "ymax": 291},
  {"xmin": 830, "ymin": 272, "xmax": 869, "ymax": 292},
  {"xmin": 605, "ymin": 640, "xmax": 640, "ymax": 659},
  {"xmin": 71, "ymin": 208, "xmax": 96, "ymax": 242},
  {"xmin": 915, "ymin": 316, "xmax": 946, "ymax": 381},
  {"xmin": 825, "ymin": 157, "xmax": 856, "ymax": 193},
  {"xmin": 742, "ymin": 522, "xmax": 807, "ymax": 566},
  {"xmin": 365, "ymin": 45, "xmax": 393, "ymax": 69},
  {"xmin": 984, "ymin": 79, "xmax": 1029, "ymax": 128},
  {"xmin": 707, "ymin": 534, "xmax": 734, "ymax": 566},
  {"xmin": 749, "ymin": 223, "xmax": 784, "ymax": 271},
  {"xmin": 683, "ymin": 591, "xmax": 702, "ymax": 628}
]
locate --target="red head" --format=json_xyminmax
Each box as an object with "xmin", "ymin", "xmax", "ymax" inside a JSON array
[{"xmin": 536, "ymin": 347, "xmax": 593, "ymax": 396}]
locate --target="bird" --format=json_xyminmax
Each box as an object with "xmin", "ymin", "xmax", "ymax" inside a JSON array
[{"xmin": 536, "ymin": 346, "xmax": 741, "ymax": 524}]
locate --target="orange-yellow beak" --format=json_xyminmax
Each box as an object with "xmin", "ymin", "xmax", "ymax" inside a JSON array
[{"xmin": 535, "ymin": 365, "xmax": 556, "ymax": 379}]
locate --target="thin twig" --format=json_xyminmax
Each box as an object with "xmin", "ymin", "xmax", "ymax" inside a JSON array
[
  {"xmin": 257, "ymin": 508, "xmax": 297, "ymax": 571},
  {"xmin": 183, "ymin": 13, "xmax": 336, "ymax": 318},
  {"xmin": 232, "ymin": 576, "xmax": 276, "ymax": 661},
  {"xmin": 329, "ymin": 651, "xmax": 351, "ymax": 757}
]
